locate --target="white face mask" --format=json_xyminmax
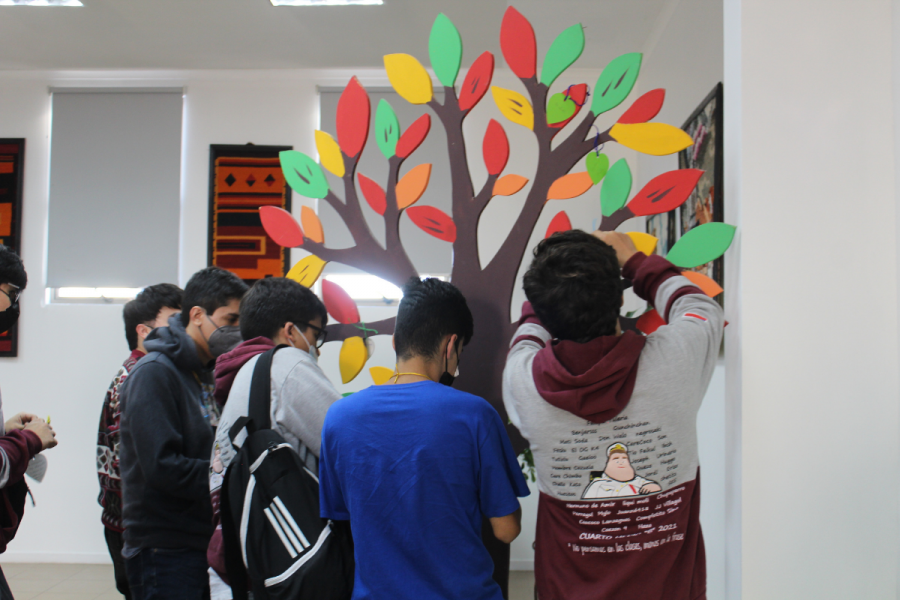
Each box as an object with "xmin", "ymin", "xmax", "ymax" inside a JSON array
[{"xmin": 290, "ymin": 325, "xmax": 319, "ymax": 364}]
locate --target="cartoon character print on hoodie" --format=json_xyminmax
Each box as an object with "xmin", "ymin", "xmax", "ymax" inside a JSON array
[{"xmin": 503, "ymin": 253, "xmax": 724, "ymax": 600}]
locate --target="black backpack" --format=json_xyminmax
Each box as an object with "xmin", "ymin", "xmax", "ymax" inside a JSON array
[{"xmin": 220, "ymin": 346, "xmax": 354, "ymax": 600}]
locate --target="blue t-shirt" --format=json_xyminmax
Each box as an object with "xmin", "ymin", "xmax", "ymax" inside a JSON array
[{"xmin": 319, "ymin": 381, "xmax": 529, "ymax": 600}]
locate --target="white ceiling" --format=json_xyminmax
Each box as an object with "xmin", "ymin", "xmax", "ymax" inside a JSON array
[{"xmin": 0, "ymin": 0, "xmax": 672, "ymax": 70}]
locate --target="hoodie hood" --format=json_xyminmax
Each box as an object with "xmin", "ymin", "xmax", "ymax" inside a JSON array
[
  {"xmin": 532, "ymin": 330, "xmax": 646, "ymax": 424},
  {"xmin": 213, "ymin": 336, "xmax": 275, "ymax": 408},
  {"xmin": 144, "ymin": 314, "xmax": 206, "ymax": 373}
]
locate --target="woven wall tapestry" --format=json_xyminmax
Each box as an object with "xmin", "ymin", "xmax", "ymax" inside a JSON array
[
  {"xmin": 0, "ymin": 140, "xmax": 24, "ymax": 357},
  {"xmin": 208, "ymin": 144, "xmax": 293, "ymax": 284}
]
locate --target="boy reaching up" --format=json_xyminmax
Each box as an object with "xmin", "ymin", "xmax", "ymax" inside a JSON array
[{"xmin": 503, "ymin": 231, "xmax": 723, "ymax": 600}]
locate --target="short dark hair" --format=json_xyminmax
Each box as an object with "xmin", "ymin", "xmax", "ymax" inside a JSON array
[
  {"xmin": 239, "ymin": 277, "xmax": 327, "ymax": 340},
  {"xmin": 180, "ymin": 267, "xmax": 249, "ymax": 326},
  {"xmin": 523, "ymin": 230, "xmax": 622, "ymax": 342},
  {"xmin": 123, "ymin": 283, "xmax": 184, "ymax": 351},
  {"xmin": 0, "ymin": 246, "xmax": 27, "ymax": 291},
  {"xmin": 394, "ymin": 277, "xmax": 474, "ymax": 361}
]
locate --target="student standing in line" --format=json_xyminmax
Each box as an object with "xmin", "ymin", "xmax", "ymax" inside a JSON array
[
  {"xmin": 319, "ymin": 277, "xmax": 529, "ymax": 600},
  {"xmin": 119, "ymin": 267, "xmax": 247, "ymax": 600},
  {"xmin": 207, "ymin": 277, "xmax": 341, "ymax": 599},
  {"xmin": 97, "ymin": 283, "xmax": 183, "ymax": 600},
  {"xmin": 0, "ymin": 246, "xmax": 58, "ymax": 600},
  {"xmin": 503, "ymin": 230, "xmax": 724, "ymax": 600}
]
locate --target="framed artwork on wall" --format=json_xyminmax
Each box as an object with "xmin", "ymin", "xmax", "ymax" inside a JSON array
[
  {"xmin": 0, "ymin": 140, "xmax": 24, "ymax": 357},
  {"xmin": 678, "ymin": 83, "xmax": 724, "ymax": 303},
  {"xmin": 646, "ymin": 211, "xmax": 676, "ymax": 257},
  {"xmin": 208, "ymin": 144, "xmax": 293, "ymax": 284}
]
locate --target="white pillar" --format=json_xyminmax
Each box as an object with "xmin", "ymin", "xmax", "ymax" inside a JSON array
[{"xmin": 725, "ymin": 1, "xmax": 899, "ymax": 598}]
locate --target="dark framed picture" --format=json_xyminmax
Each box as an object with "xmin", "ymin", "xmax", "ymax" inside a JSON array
[
  {"xmin": 678, "ymin": 83, "xmax": 724, "ymax": 302},
  {"xmin": 208, "ymin": 144, "xmax": 293, "ymax": 284},
  {"xmin": 646, "ymin": 211, "xmax": 676, "ymax": 257},
  {"xmin": 0, "ymin": 140, "xmax": 24, "ymax": 357}
]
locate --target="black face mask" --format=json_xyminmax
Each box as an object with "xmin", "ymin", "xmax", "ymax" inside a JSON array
[
  {"xmin": 205, "ymin": 315, "xmax": 242, "ymax": 358},
  {"xmin": 0, "ymin": 303, "xmax": 19, "ymax": 335},
  {"xmin": 439, "ymin": 345, "xmax": 460, "ymax": 387}
]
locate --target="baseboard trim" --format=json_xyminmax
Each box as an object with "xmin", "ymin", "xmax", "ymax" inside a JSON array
[
  {"xmin": 510, "ymin": 558, "xmax": 534, "ymax": 571},
  {"xmin": 0, "ymin": 552, "xmax": 111, "ymax": 564}
]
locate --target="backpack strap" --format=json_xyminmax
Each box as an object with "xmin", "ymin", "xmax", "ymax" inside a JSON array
[
  {"xmin": 220, "ymin": 465, "xmax": 249, "ymax": 600},
  {"xmin": 246, "ymin": 345, "xmax": 287, "ymax": 435}
]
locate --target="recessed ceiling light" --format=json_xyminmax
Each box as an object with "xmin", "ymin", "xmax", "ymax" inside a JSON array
[
  {"xmin": 270, "ymin": 0, "xmax": 382, "ymax": 5},
  {"xmin": 0, "ymin": 0, "xmax": 83, "ymax": 5}
]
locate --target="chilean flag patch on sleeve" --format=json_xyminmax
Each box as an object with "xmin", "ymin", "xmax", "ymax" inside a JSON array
[{"xmin": 684, "ymin": 313, "xmax": 708, "ymax": 321}]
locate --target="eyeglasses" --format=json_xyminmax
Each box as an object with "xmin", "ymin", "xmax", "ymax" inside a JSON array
[
  {"xmin": 0, "ymin": 285, "xmax": 20, "ymax": 306},
  {"xmin": 298, "ymin": 322, "xmax": 328, "ymax": 348}
]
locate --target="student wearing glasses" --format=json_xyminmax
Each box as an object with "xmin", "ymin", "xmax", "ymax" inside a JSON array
[{"xmin": 207, "ymin": 277, "xmax": 339, "ymax": 600}]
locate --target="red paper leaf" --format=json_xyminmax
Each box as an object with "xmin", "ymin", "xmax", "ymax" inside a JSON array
[
  {"xmin": 322, "ymin": 279, "xmax": 360, "ymax": 325},
  {"xmin": 482, "ymin": 119, "xmax": 509, "ymax": 176},
  {"xmin": 500, "ymin": 6, "xmax": 536, "ymax": 79},
  {"xmin": 636, "ymin": 309, "xmax": 666, "ymax": 335},
  {"xmin": 406, "ymin": 205, "xmax": 457, "ymax": 243},
  {"xmin": 549, "ymin": 83, "xmax": 587, "ymax": 129},
  {"xmin": 396, "ymin": 114, "xmax": 431, "ymax": 159},
  {"xmin": 357, "ymin": 173, "xmax": 386, "ymax": 216},
  {"xmin": 259, "ymin": 206, "xmax": 304, "ymax": 247},
  {"xmin": 628, "ymin": 169, "xmax": 704, "ymax": 216},
  {"xmin": 618, "ymin": 88, "xmax": 666, "ymax": 124},
  {"xmin": 459, "ymin": 51, "xmax": 494, "ymax": 111},
  {"xmin": 336, "ymin": 77, "xmax": 370, "ymax": 158},
  {"xmin": 545, "ymin": 212, "xmax": 572, "ymax": 238}
]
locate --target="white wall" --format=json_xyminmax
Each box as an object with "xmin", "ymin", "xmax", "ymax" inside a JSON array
[{"xmin": 726, "ymin": 1, "xmax": 900, "ymax": 598}]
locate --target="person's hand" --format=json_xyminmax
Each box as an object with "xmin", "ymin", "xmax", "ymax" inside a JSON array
[
  {"xmin": 24, "ymin": 419, "xmax": 57, "ymax": 451},
  {"xmin": 640, "ymin": 483, "xmax": 662, "ymax": 495},
  {"xmin": 4, "ymin": 412, "xmax": 38, "ymax": 434},
  {"xmin": 592, "ymin": 231, "xmax": 639, "ymax": 267}
]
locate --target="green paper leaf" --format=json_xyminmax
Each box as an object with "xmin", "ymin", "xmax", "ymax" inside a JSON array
[
  {"xmin": 429, "ymin": 13, "xmax": 463, "ymax": 88},
  {"xmin": 591, "ymin": 52, "xmax": 643, "ymax": 116},
  {"xmin": 375, "ymin": 99, "xmax": 400, "ymax": 159},
  {"xmin": 540, "ymin": 23, "xmax": 585, "ymax": 87},
  {"xmin": 586, "ymin": 152, "xmax": 609, "ymax": 184},
  {"xmin": 546, "ymin": 92, "xmax": 577, "ymax": 125},
  {"xmin": 600, "ymin": 159, "xmax": 632, "ymax": 217},
  {"xmin": 666, "ymin": 223, "xmax": 736, "ymax": 268},
  {"xmin": 280, "ymin": 150, "xmax": 329, "ymax": 199}
]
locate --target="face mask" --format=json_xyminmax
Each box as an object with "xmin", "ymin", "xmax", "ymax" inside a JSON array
[
  {"xmin": 0, "ymin": 303, "xmax": 19, "ymax": 335},
  {"xmin": 439, "ymin": 345, "xmax": 460, "ymax": 387},
  {"xmin": 291, "ymin": 326, "xmax": 319, "ymax": 365},
  {"xmin": 205, "ymin": 315, "xmax": 242, "ymax": 358}
]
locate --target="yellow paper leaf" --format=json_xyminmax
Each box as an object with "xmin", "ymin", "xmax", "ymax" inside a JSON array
[
  {"xmin": 491, "ymin": 86, "xmax": 534, "ymax": 130},
  {"xmin": 493, "ymin": 174, "xmax": 529, "ymax": 197},
  {"xmin": 369, "ymin": 366, "xmax": 394, "ymax": 386},
  {"xmin": 610, "ymin": 123, "xmax": 693, "ymax": 156},
  {"xmin": 626, "ymin": 231, "xmax": 658, "ymax": 256},
  {"xmin": 286, "ymin": 255, "xmax": 327, "ymax": 287},
  {"xmin": 384, "ymin": 54, "xmax": 434, "ymax": 105},
  {"xmin": 396, "ymin": 164, "xmax": 432, "ymax": 209},
  {"xmin": 315, "ymin": 130, "xmax": 345, "ymax": 178},
  {"xmin": 339, "ymin": 336, "xmax": 368, "ymax": 384},
  {"xmin": 301, "ymin": 206, "xmax": 324, "ymax": 244}
]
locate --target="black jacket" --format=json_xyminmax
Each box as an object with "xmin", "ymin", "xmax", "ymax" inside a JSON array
[{"xmin": 119, "ymin": 314, "xmax": 215, "ymax": 552}]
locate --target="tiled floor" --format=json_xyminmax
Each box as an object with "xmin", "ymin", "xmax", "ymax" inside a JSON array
[
  {"xmin": 3, "ymin": 564, "xmax": 535, "ymax": 600},
  {"xmin": 3, "ymin": 564, "xmax": 124, "ymax": 600}
]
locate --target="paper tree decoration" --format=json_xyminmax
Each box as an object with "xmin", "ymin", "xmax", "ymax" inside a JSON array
[{"xmin": 261, "ymin": 6, "xmax": 735, "ymax": 450}]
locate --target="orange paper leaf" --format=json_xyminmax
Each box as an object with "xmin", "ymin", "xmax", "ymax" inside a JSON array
[
  {"xmin": 493, "ymin": 174, "xmax": 529, "ymax": 197},
  {"xmin": 396, "ymin": 164, "xmax": 432, "ymax": 209},
  {"xmin": 300, "ymin": 206, "xmax": 324, "ymax": 244},
  {"xmin": 547, "ymin": 171, "xmax": 594, "ymax": 200},
  {"xmin": 681, "ymin": 270, "xmax": 724, "ymax": 298}
]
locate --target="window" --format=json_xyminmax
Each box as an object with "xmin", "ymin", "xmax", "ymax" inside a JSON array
[{"xmin": 47, "ymin": 88, "xmax": 183, "ymax": 297}]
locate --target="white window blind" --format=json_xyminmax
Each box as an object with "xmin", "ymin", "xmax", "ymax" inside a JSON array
[
  {"xmin": 47, "ymin": 89, "xmax": 183, "ymax": 288},
  {"xmin": 317, "ymin": 88, "xmax": 451, "ymax": 276}
]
